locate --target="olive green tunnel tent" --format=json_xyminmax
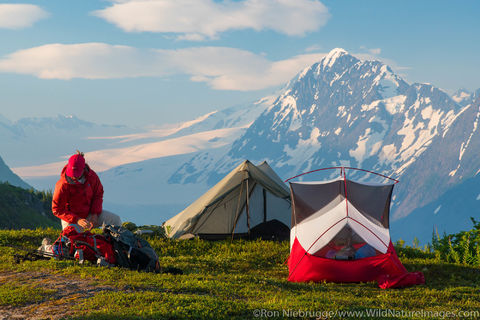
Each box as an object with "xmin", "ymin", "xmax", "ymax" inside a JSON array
[{"xmin": 164, "ymin": 160, "xmax": 291, "ymax": 240}]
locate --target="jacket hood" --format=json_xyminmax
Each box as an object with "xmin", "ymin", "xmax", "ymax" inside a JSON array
[{"xmin": 60, "ymin": 164, "xmax": 92, "ymax": 184}]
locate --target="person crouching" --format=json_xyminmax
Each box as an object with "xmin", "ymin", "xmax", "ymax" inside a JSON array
[{"xmin": 52, "ymin": 150, "xmax": 121, "ymax": 231}]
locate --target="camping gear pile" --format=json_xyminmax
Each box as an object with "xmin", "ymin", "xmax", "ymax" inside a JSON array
[
  {"xmin": 286, "ymin": 167, "xmax": 425, "ymax": 289},
  {"xmin": 39, "ymin": 224, "xmax": 160, "ymax": 272}
]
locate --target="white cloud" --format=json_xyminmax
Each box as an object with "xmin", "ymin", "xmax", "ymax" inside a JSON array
[
  {"xmin": 305, "ymin": 44, "xmax": 323, "ymax": 53},
  {"xmin": 0, "ymin": 4, "xmax": 49, "ymax": 29},
  {"xmin": 0, "ymin": 43, "xmax": 166, "ymax": 79},
  {"xmin": 0, "ymin": 43, "xmax": 407, "ymax": 91},
  {"xmin": 93, "ymin": 0, "xmax": 330, "ymax": 40},
  {"xmin": 359, "ymin": 46, "xmax": 381, "ymax": 56},
  {"xmin": 0, "ymin": 42, "xmax": 327, "ymax": 91}
]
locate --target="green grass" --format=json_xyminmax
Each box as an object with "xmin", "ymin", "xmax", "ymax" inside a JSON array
[
  {"xmin": 0, "ymin": 283, "xmax": 56, "ymax": 306},
  {"xmin": 1, "ymin": 228, "xmax": 479, "ymax": 319}
]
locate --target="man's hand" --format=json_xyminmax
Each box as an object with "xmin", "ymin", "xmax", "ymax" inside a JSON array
[
  {"xmin": 77, "ymin": 218, "xmax": 93, "ymax": 230},
  {"xmin": 87, "ymin": 214, "xmax": 99, "ymax": 228}
]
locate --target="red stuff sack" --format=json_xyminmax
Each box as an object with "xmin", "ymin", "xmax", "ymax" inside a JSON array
[{"xmin": 62, "ymin": 225, "xmax": 116, "ymax": 265}]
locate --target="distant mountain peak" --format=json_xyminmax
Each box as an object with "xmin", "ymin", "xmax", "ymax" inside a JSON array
[
  {"xmin": 325, "ymin": 47, "xmax": 348, "ymax": 58},
  {"xmin": 320, "ymin": 47, "xmax": 354, "ymax": 69},
  {"xmin": 295, "ymin": 48, "xmax": 360, "ymax": 83}
]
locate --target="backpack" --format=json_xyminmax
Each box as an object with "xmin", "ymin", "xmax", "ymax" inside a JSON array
[
  {"xmin": 54, "ymin": 225, "xmax": 116, "ymax": 265},
  {"xmin": 102, "ymin": 225, "xmax": 160, "ymax": 273}
]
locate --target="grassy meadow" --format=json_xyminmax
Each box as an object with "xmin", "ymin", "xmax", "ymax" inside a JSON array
[{"xmin": 0, "ymin": 228, "xmax": 479, "ymax": 319}]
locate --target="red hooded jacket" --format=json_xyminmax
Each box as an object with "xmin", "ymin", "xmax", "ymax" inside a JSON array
[{"xmin": 52, "ymin": 164, "xmax": 104, "ymax": 224}]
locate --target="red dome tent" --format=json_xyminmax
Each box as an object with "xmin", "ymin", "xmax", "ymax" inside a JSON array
[{"xmin": 286, "ymin": 167, "xmax": 424, "ymax": 289}]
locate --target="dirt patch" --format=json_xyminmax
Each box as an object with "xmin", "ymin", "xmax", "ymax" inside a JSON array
[{"xmin": 0, "ymin": 271, "xmax": 118, "ymax": 320}]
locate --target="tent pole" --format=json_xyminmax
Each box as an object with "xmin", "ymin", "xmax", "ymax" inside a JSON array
[
  {"xmin": 343, "ymin": 167, "xmax": 349, "ymax": 217},
  {"xmin": 231, "ymin": 180, "xmax": 245, "ymax": 240},
  {"xmin": 246, "ymin": 179, "xmax": 251, "ymax": 234},
  {"xmin": 231, "ymin": 180, "xmax": 257, "ymax": 240}
]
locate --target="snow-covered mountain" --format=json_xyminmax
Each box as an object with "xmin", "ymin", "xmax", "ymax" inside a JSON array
[
  {"xmin": 0, "ymin": 114, "xmax": 140, "ymax": 167},
  {"xmin": 174, "ymin": 49, "xmax": 460, "ymax": 186},
  {"xmin": 169, "ymin": 48, "xmax": 479, "ymax": 241},
  {"xmin": 394, "ymin": 90, "xmax": 480, "ymax": 218},
  {"xmin": 165, "ymin": 96, "xmax": 275, "ymax": 139},
  {"xmin": 391, "ymin": 173, "xmax": 480, "ymax": 245}
]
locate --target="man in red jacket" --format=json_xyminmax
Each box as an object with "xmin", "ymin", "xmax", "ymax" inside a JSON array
[{"xmin": 52, "ymin": 151, "xmax": 121, "ymax": 231}]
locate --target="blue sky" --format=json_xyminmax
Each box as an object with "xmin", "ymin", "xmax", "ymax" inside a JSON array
[{"xmin": 0, "ymin": 0, "xmax": 478, "ymax": 127}]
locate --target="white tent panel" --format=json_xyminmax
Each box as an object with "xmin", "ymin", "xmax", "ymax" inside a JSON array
[
  {"xmin": 347, "ymin": 202, "xmax": 390, "ymax": 253},
  {"xmin": 293, "ymin": 199, "xmax": 390, "ymax": 255},
  {"xmin": 290, "ymin": 225, "xmax": 297, "ymax": 250},
  {"xmin": 295, "ymin": 200, "xmax": 349, "ymax": 254}
]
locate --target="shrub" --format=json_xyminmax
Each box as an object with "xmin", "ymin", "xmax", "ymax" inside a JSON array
[{"xmin": 431, "ymin": 217, "xmax": 480, "ymax": 267}]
